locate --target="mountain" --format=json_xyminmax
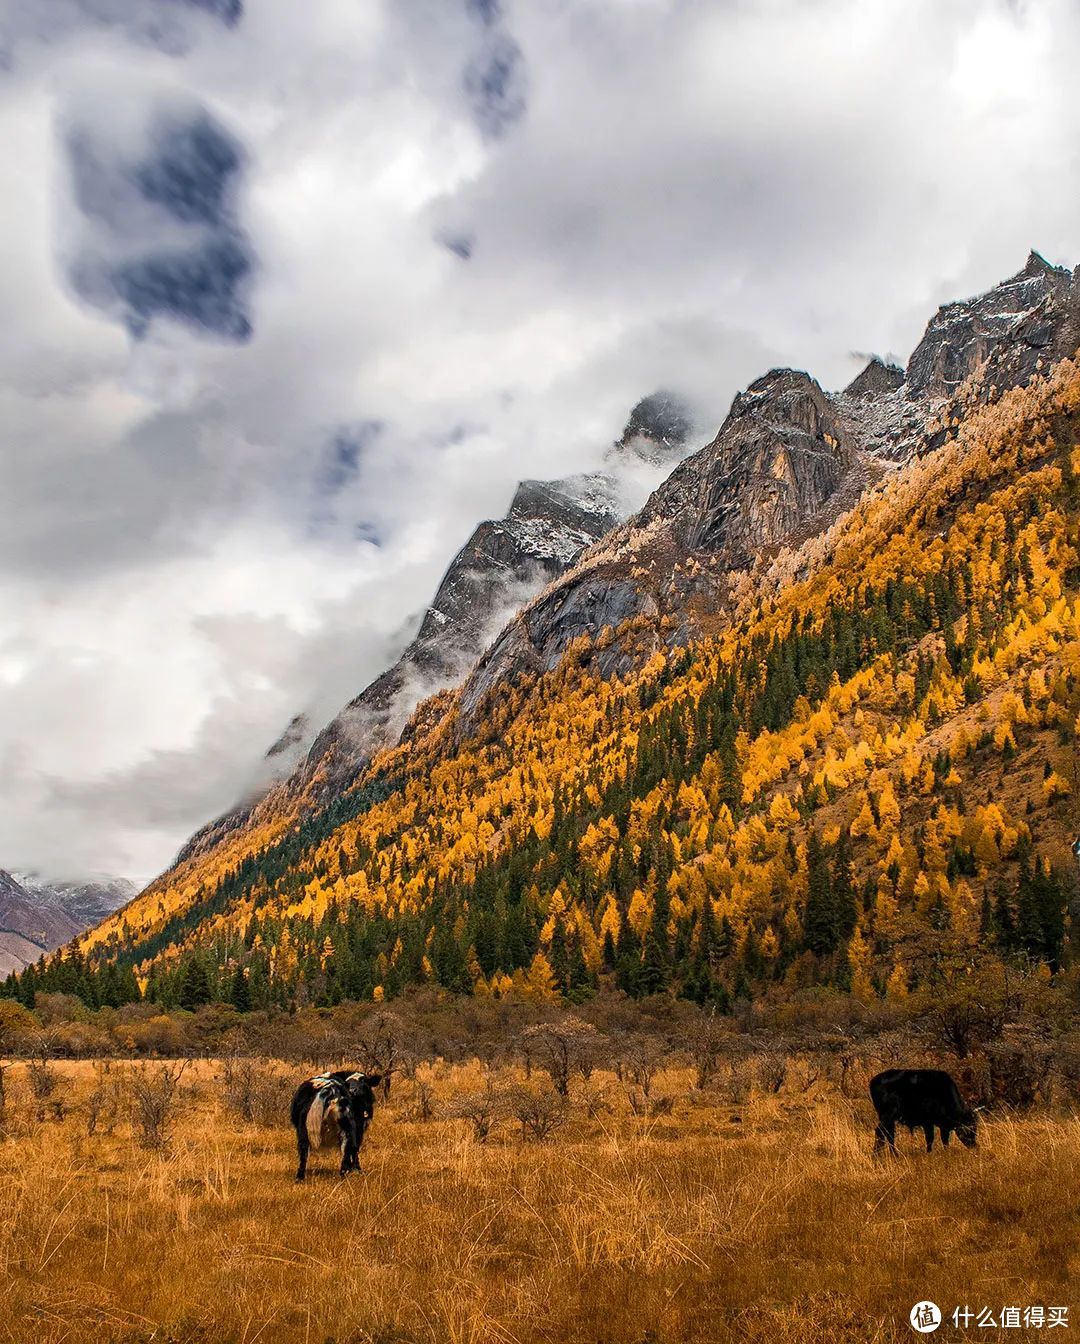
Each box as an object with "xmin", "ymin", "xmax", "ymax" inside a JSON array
[
  {"xmin": 300, "ymin": 471, "xmax": 625, "ymax": 794},
  {"xmin": 615, "ymin": 390, "xmax": 695, "ymax": 460},
  {"xmin": 27, "ymin": 253, "xmax": 1080, "ymax": 1011},
  {"xmin": 459, "ymin": 367, "xmax": 869, "ymax": 713},
  {"xmin": 461, "ymin": 253, "xmax": 1080, "ymax": 706},
  {"xmin": 0, "ymin": 872, "xmax": 133, "ymax": 977},
  {"xmin": 176, "ymin": 397, "xmax": 690, "ymax": 863},
  {"xmin": 905, "ymin": 250, "xmax": 1080, "ymax": 399}
]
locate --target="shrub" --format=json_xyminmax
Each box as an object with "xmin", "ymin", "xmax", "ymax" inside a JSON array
[
  {"xmin": 685, "ymin": 1015, "xmax": 729, "ymax": 1090},
  {"xmin": 84, "ymin": 1062, "xmax": 123, "ymax": 1137},
  {"xmin": 718, "ymin": 1058, "xmax": 754, "ymax": 1104},
  {"xmin": 131, "ymin": 1061, "xmax": 189, "ymax": 1150},
  {"xmin": 220, "ymin": 1055, "xmax": 292, "ymax": 1126},
  {"xmin": 623, "ymin": 1035, "xmax": 667, "ymax": 1099},
  {"xmin": 511, "ymin": 1085, "xmax": 567, "ymax": 1141},
  {"xmin": 756, "ymin": 1052, "xmax": 788, "ymax": 1095},
  {"xmin": 1052, "ymin": 1033, "xmax": 1080, "ymax": 1104},
  {"xmin": 983, "ymin": 1039, "xmax": 1054, "ymax": 1111},
  {"xmin": 401, "ymin": 1079, "xmax": 436, "ymax": 1122},
  {"xmin": 574, "ymin": 1078, "xmax": 613, "ymax": 1119},
  {"xmin": 523, "ymin": 1019, "xmax": 603, "ymax": 1098},
  {"xmin": 446, "ymin": 1079, "xmax": 506, "ymax": 1142},
  {"xmin": 26, "ymin": 1032, "xmax": 61, "ymax": 1118}
]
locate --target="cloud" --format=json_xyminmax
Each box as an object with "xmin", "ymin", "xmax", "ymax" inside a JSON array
[
  {"xmin": 60, "ymin": 79, "xmax": 253, "ymax": 339},
  {"xmin": 464, "ymin": 29, "xmax": 527, "ymax": 139},
  {"xmin": 0, "ymin": 0, "xmax": 241, "ymax": 67},
  {"xmin": 2, "ymin": 0, "xmax": 1080, "ymax": 881}
]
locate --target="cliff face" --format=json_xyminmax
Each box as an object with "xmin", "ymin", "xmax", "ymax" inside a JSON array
[
  {"xmin": 905, "ymin": 251, "xmax": 1079, "ymax": 398},
  {"xmin": 615, "ymin": 390, "xmax": 695, "ymax": 460},
  {"xmin": 657, "ymin": 370, "xmax": 852, "ymax": 559},
  {"xmin": 305, "ymin": 400, "xmax": 695, "ymax": 793},
  {"xmin": 302, "ymin": 472, "xmax": 625, "ymax": 794},
  {"xmin": 843, "ymin": 357, "xmax": 904, "ymax": 399},
  {"xmin": 460, "ymin": 370, "xmax": 861, "ymax": 717}
]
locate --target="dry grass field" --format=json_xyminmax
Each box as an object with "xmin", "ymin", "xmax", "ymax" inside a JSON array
[{"xmin": 0, "ymin": 1056, "xmax": 1077, "ymax": 1344}]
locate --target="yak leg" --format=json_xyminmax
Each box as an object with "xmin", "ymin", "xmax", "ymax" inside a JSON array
[
  {"xmin": 295, "ymin": 1122, "xmax": 310, "ymax": 1182},
  {"xmin": 924, "ymin": 1125, "xmax": 935, "ymax": 1152},
  {"xmin": 941, "ymin": 1128, "xmax": 952, "ymax": 1147},
  {"xmin": 340, "ymin": 1116, "xmax": 365, "ymax": 1176},
  {"xmin": 874, "ymin": 1118, "xmax": 897, "ymax": 1153}
]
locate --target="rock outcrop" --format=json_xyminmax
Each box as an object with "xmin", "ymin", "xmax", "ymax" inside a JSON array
[
  {"xmin": 303, "ymin": 471, "xmax": 624, "ymax": 792},
  {"xmin": 906, "ymin": 251, "xmax": 1080, "ymax": 398},
  {"xmin": 844, "ymin": 357, "xmax": 904, "ymax": 398},
  {"xmin": 653, "ymin": 370, "xmax": 852, "ymax": 560},
  {"xmin": 615, "ymin": 391, "xmax": 695, "ymax": 461},
  {"xmin": 459, "ymin": 371, "xmax": 859, "ymax": 718}
]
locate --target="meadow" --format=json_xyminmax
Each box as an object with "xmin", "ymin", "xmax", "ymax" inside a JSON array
[{"xmin": 1, "ymin": 1052, "xmax": 1077, "ymax": 1344}]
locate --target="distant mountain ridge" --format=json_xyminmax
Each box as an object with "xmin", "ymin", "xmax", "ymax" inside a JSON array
[{"xmin": 0, "ymin": 871, "xmax": 133, "ymax": 976}]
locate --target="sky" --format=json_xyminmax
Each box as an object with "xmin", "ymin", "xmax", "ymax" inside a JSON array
[{"xmin": 2, "ymin": 0, "xmax": 1079, "ymax": 885}]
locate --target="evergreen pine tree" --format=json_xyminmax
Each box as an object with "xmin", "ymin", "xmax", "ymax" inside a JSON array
[
  {"xmin": 229, "ymin": 963, "xmax": 252, "ymax": 1012},
  {"xmin": 832, "ymin": 829, "xmax": 857, "ymax": 940},
  {"xmin": 177, "ymin": 957, "xmax": 212, "ymax": 1012},
  {"xmin": 804, "ymin": 831, "xmax": 837, "ymax": 956}
]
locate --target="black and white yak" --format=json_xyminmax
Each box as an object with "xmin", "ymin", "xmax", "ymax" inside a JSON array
[{"xmin": 290, "ymin": 1070, "xmax": 382, "ymax": 1181}]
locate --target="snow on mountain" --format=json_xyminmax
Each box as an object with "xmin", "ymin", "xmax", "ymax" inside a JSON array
[{"xmin": 0, "ymin": 870, "xmax": 134, "ymax": 976}]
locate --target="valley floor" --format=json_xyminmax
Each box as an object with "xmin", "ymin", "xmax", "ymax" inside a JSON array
[{"xmin": 0, "ymin": 1059, "xmax": 1077, "ymax": 1344}]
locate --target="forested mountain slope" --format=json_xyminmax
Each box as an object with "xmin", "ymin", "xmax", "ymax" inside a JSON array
[
  {"xmin": 18, "ymin": 351, "xmax": 1074, "ymax": 1012},
  {"xmin": 8, "ymin": 257, "xmax": 1079, "ymax": 1013}
]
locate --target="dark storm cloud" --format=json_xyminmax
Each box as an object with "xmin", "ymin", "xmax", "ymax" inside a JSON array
[
  {"xmin": 464, "ymin": 29, "xmax": 527, "ymax": 138},
  {"xmin": 309, "ymin": 422, "xmax": 385, "ymax": 537},
  {"xmin": 437, "ymin": 229, "xmax": 475, "ymax": 260},
  {"xmin": 64, "ymin": 105, "xmax": 254, "ymax": 340},
  {"xmin": 465, "ymin": 0, "xmax": 502, "ymax": 29}
]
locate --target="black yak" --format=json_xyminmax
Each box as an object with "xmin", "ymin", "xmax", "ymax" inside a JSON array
[
  {"xmin": 870, "ymin": 1068, "xmax": 978, "ymax": 1153},
  {"xmin": 290, "ymin": 1070, "xmax": 382, "ymax": 1181}
]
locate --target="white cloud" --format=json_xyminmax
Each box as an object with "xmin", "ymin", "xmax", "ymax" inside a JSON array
[{"xmin": 1, "ymin": 0, "xmax": 1079, "ymax": 881}]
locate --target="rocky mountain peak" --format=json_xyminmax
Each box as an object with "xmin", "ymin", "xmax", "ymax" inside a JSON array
[
  {"xmin": 1021, "ymin": 248, "xmax": 1062, "ymax": 279},
  {"xmin": 458, "ymin": 368, "xmax": 860, "ymax": 720},
  {"xmin": 615, "ymin": 390, "xmax": 694, "ymax": 462},
  {"xmin": 844, "ymin": 357, "xmax": 905, "ymax": 399},
  {"xmin": 726, "ymin": 367, "xmax": 833, "ymax": 428},
  {"xmin": 905, "ymin": 250, "xmax": 1079, "ymax": 398},
  {"xmin": 633, "ymin": 369, "xmax": 852, "ymax": 563}
]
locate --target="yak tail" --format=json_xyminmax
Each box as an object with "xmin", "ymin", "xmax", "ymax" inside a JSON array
[{"xmin": 306, "ymin": 1093, "xmax": 328, "ymax": 1149}]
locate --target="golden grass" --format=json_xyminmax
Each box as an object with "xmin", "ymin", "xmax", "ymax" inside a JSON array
[{"xmin": 1, "ymin": 1059, "xmax": 1077, "ymax": 1343}]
